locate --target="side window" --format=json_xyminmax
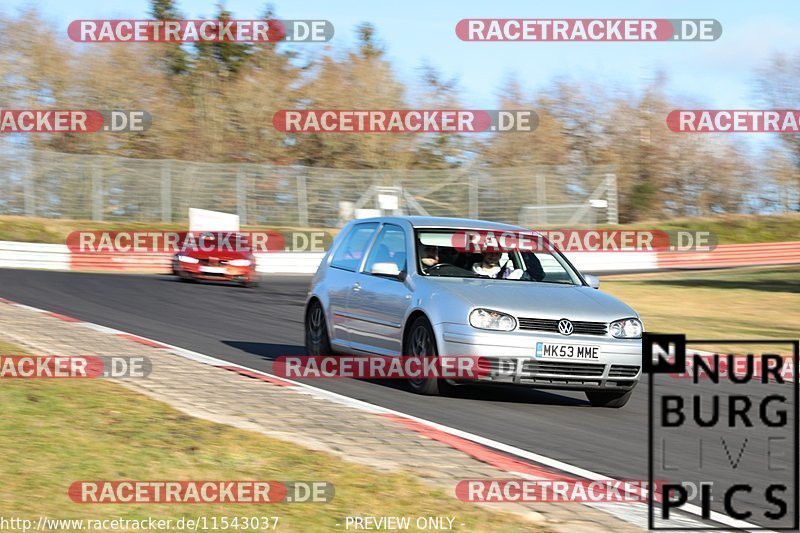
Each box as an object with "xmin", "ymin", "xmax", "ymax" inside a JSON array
[
  {"xmin": 364, "ymin": 225, "xmax": 407, "ymax": 273},
  {"xmin": 330, "ymin": 223, "xmax": 379, "ymax": 272}
]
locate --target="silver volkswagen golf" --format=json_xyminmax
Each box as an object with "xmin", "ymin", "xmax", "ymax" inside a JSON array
[{"xmin": 304, "ymin": 216, "xmax": 643, "ymax": 407}]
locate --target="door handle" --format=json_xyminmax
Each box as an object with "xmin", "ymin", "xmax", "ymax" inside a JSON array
[{"xmin": 352, "ymin": 282, "xmax": 361, "ymax": 292}]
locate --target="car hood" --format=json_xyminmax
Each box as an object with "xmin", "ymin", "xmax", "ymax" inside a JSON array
[{"xmin": 425, "ymin": 277, "xmax": 638, "ymax": 322}]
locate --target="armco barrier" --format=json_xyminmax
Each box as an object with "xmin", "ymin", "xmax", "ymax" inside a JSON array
[
  {"xmin": 0, "ymin": 241, "xmax": 798, "ymax": 275},
  {"xmin": 69, "ymin": 251, "xmax": 326, "ymax": 274},
  {"xmin": 0, "ymin": 241, "xmax": 70, "ymax": 270},
  {"xmin": 70, "ymin": 251, "xmax": 172, "ymax": 273},
  {"xmin": 656, "ymin": 241, "xmax": 800, "ymax": 270}
]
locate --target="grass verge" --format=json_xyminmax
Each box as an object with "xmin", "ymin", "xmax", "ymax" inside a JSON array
[{"xmin": 602, "ymin": 266, "xmax": 800, "ymax": 355}]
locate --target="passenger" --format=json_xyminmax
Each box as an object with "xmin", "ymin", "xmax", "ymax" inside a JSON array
[
  {"xmin": 472, "ymin": 252, "xmax": 525, "ymax": 279},
  {"xmin": 471, "ymin": 251, "xmax": 502, "ymax": 277}
]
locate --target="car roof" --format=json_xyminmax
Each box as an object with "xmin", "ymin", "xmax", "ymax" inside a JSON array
[{"xmin": 352, "ymin": 216, "xmax": 527, "ymax": 231}]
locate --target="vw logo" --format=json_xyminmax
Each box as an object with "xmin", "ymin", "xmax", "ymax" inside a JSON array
[{"xmin": 557, "ymin": 319, "xmax": 574, "ymax": 336}]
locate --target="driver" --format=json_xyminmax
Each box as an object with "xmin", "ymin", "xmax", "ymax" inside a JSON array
[{"xmin": 420, "ymin": 245, "xmax": 439, "ymax": 269}]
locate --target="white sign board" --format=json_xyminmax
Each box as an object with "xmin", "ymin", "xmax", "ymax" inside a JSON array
[
  {"xmin": 354, "ymin": 208, "xmax": 381, "ymax": 219},
  {"xmin": 378, "ymin": 193, "xmax": 399, "ymax": 210},
  {"xmin": 188, "ymin": 208, "xmax": 240, "ymax": 232}
]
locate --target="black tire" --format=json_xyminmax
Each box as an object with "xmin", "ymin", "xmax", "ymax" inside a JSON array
[
  {"xmin": 405, "ymin": 316, "xmax": 449, "ymax": 396},
  {"xmin": 243, "ymin": 279, "xmax": 259, "ymax": 288},
  {"xmin": 305, "ymin": 301, "xmax": 333, "ymax": 356},
  {"xmin": 585, "ymin": 389, "xmax": 634, "ymax": 408}
]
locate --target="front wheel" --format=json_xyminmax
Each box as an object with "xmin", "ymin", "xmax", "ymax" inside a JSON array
[
  {"xmin": 406, "ymin": 316, "xmax": 449, "ymax": 396},
  {"xmin": 305, "ymin": 301, "xmax": 333, "ymax": 356},
  {"xmin": 585, "ymin": 389, "xmax": 633, "ymax": 408}
]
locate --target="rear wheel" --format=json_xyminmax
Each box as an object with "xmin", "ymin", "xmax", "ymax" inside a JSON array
[
  {"xmin": 305, "ymin": 301, "xmax": 332, "ymax": 356},
  {"xmin": 585, "ymin": 389, "xmax": 633, "ymax": 408},
  {"xmin": 406, "ymin": 316, "xmax": 449, "ymax": 396}
]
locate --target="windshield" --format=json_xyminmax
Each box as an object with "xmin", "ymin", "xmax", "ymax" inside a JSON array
[{"xmin": 415, "ymin": 229, "xmax": 584, "ymax": 285}]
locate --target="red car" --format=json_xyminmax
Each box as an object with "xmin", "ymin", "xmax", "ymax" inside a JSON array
[{"xmin": 172, "ymin": 232, "xmax": 259, "ymax": 287}]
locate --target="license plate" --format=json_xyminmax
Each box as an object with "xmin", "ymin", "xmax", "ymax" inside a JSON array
[
  {"xmin": 199, "ymin": 266, "xmax": 226, "ymax": 274},
  {"xmin": 535, "ymin": 342, "xmax": 600, "ymax": 360}
]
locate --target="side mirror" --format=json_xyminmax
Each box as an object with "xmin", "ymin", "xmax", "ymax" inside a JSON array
[
  {"xmin": 584, "ymin": 274, "xmax": 600, "ymax": 289},
  {"xmin": 370, "ymin": 262, "xmax": 405, "ymax": 280}
]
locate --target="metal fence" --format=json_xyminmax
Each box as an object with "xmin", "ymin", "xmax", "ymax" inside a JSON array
[{"xmin": 0, "ymin": 144, "xmax": 618, "ymax": 228}]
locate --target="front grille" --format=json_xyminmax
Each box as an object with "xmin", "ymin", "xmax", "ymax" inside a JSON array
[
  {"xmin": 517, "ymin": 317, "xmax": 608, "ymax": 336},
  {"xmin": 521, "ymin": 377, "xmax": 603, "ymax": 386},
  {"xmin": 608, "ymin": 365, "xmax": 640, "ymax": 378},
  {"xmin": 521, "ymin": 360, "xmax": 605, "ymax": 377}
]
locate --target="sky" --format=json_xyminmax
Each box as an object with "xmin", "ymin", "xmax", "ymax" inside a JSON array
[{"xmin": 4, "ymin": 0, "xmax": 800, "ymax": 146}]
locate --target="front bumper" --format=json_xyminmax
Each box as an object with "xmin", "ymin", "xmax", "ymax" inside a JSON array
[
  {"xmin": 439, "ymin": 322, "xmax": 642, "ymax": 391},
  {"xmin": 178, "ymin": 264, "xmax": 256, "ymax": 283}
]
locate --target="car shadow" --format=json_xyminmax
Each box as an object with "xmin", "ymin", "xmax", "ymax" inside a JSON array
[
  {"xmin": 221, "ymin": 340, "xmax": 589, "ymax": 406},
  {"xmin": 222, "ymin": 341, "xmax": 306, "ymax": 358},
  {"xmin": 445, "ymin": 382, "xmax": 589, "ymax": 406},
  {"xmin": 158, "ymin": 276, "xmax": 257, "ymax": 290},
  {"xmin": 361, "ymin": 377, "xmax": 589, "ymax": 406}
]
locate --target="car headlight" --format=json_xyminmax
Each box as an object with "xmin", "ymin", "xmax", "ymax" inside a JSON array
[
  {"xmin": 609, "ymin": 318, "xmax": 643, "ymax": 339},
  {"xmin": 228, "ymin": 259, "xmax": 251, "ymax": 267},
  {"xmin": 469, "ymin": 308, "xmax": 516, "ymax": 331},
  {"xmin": 177, "ymin": 255, "xmax": 199, "ymax": 264}
]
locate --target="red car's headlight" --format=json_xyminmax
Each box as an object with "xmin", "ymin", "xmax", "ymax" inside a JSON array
[{"xmin": 177, "ymin": 255, "xmax": 199, "ymax": 264}]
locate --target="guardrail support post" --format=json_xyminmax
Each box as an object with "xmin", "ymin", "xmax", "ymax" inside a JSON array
[
  {"xmin": 161, "ymin": 163, "xmax": 171, "ymax": 223},
  {"xmin": 536, "ymin": 174, "xmax": 546, "ymax": 225},
  {"xmin": 92, "ymin": 163, "xmax": 103, "ymax": 221},
  {"xmin": 469, "ymin": 173, "xmax": 478, "ymax": 219},
  {"xmin": 237, "ymin": 168, "xmax": 248, "ymax": 225},
  {"xmin": 606, "ymin": 173, "xmax": 618, "ymax": 225},
  {"xmin": 297, "ymin": 173, "xmax": 309, "ymax": 227},
  {"xmin": 24, "ymin": 155, "xmax": 35, "ymax": 217}
]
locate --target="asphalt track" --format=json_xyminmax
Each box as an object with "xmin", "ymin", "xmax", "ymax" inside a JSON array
[{"xmin": 1, "ymin": 268, "xmax": 796, "ymax": 528}]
